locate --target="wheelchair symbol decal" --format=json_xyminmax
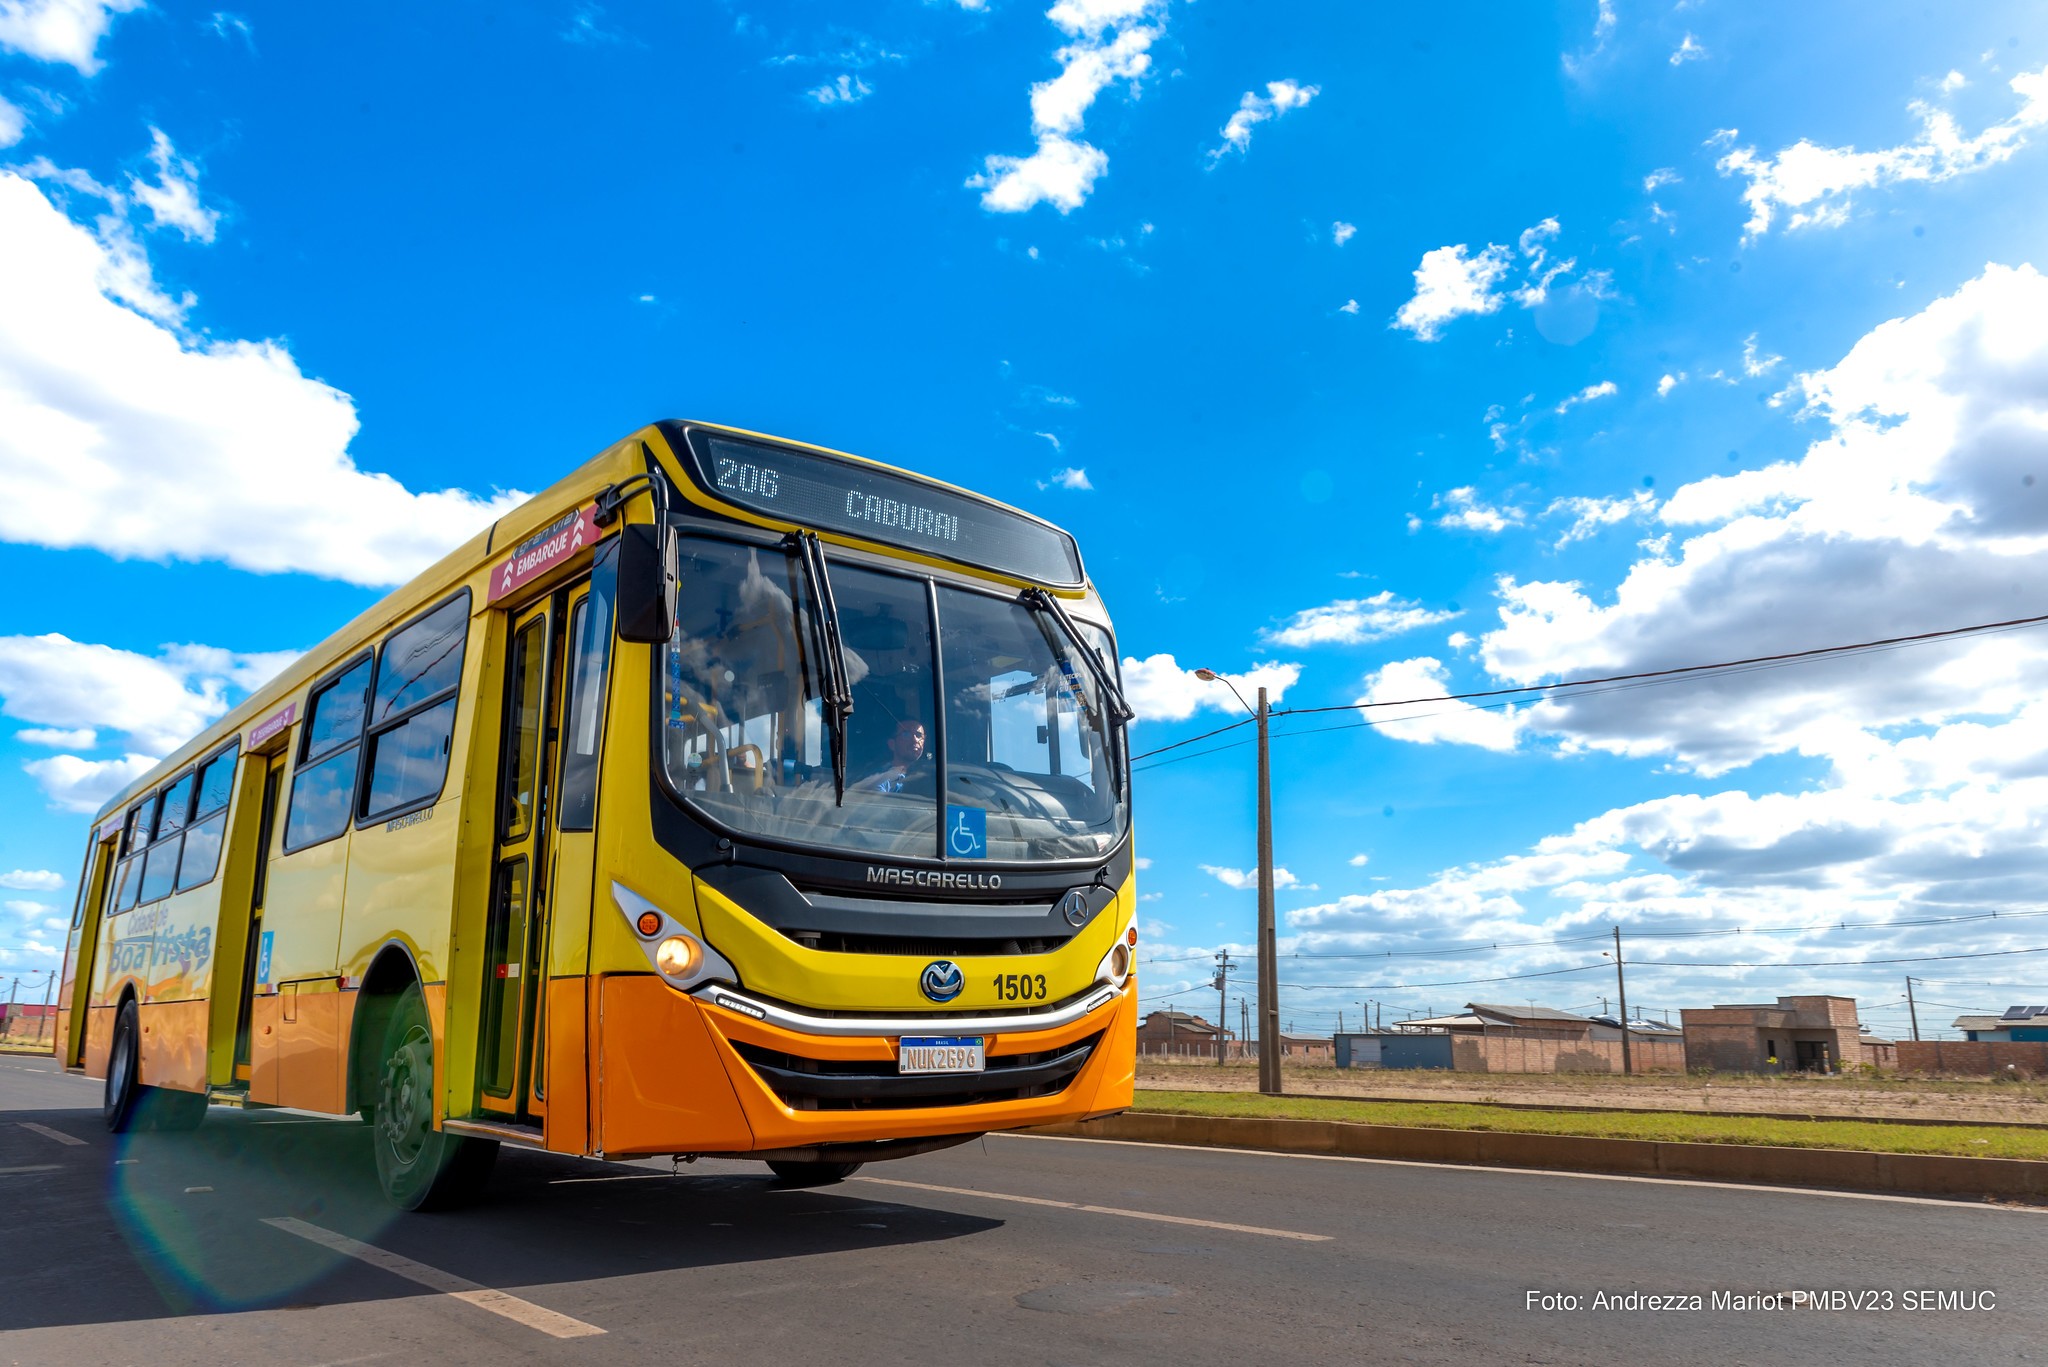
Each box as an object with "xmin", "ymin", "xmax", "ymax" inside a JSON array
[{"xmin": 946, "ymin": 805, "xmax": 987, "ymax": 859}]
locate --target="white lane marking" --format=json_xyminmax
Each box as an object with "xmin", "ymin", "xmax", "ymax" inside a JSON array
[
  {"xmin": 0, "ymin": 1164, "xmax": 61, "ymax": 1174},
  {"xmin": 261, "ymin": 1218, "xmax": 606, "ymax": 1339},
  {"xmin": 998, "ymin": 1133, "xmax": 2048, "ymax": 1214},
  {"xmin": 853, "ymin": 1175, "xmax": 1332, "ymax": 1241},
  {"xmin": 18, "ymin": 1121, "xmax": 86, "ymax": 1146}
]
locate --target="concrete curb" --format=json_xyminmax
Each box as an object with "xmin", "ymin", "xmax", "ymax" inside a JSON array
[{"xmin": 1026, "ymin": 1111, "xmax": 2048, "ymax": 1202}]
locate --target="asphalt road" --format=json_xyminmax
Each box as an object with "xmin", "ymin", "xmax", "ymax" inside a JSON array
[{"xmin": 0, "ymin": 1053, "xmax": 2041, "ymax": 1366}]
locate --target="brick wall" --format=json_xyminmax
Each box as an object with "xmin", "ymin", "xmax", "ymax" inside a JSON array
[
  {"xmin": 1452, "ymin": 1035, "xmax": 1684, "ymax": 1074},
  {"xmin": 1895, "ymin": 1041, "xmax": 2048, "ymax": 1077}
]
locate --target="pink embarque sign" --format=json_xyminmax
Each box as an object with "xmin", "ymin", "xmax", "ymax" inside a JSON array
[
  {"xmin": 489, "ymin": 503, "xmax": 601, "ymax": 604},
  {"xmin": 248, "ymin": 702, "xmax": 296, "ymax": 748}
]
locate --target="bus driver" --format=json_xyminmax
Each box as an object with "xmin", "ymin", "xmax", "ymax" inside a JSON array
[{"xmin": 859, "ymin": 718, "xmax": 927, "ymax": 794}]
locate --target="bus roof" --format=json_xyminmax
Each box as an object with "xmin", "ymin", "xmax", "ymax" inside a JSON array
[{"xmin": 89, "ymin": 421, "xmax": 1086, "ymax": 825}]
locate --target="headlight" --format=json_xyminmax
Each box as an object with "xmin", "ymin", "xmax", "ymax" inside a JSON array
[
  {"xmin": 1097, "ymin": 935, "xmax": 1132, "ymax": 987},
  {"xmin": 655, "ymin": 935, "xmax": 702, "ymax": 978}
]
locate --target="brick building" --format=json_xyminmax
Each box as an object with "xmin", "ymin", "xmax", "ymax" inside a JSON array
[
  {"xmin": 1680, "ymin": 995, "xmax": 1889, "ymax": 1073},
  {"xmin": 1137, "ymin": 1010, "xmax": 1229, "ymax": 1058}
]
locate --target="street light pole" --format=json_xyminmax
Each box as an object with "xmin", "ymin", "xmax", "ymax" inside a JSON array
[
  {"xmin": 1254, "ymin": 687, "xmax": 1280, "ymax": 1094},
  {"xmin": 1195, "ymin": 670, "xmax": 1282, "ymax": 1096}
]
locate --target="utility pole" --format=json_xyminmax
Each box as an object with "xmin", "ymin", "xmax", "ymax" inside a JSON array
[
  {"xmin": 1906, "ymin": 976, "xmax": 1921, "ymax": 1042},
  {"xmin": 1212, "ymin": 950, "xmax": 1235, "ymax": 1065},
  {"xmin": 1239, "ymin": 997, "xmax": 1250, "ymax": 1060},
  {"xmin": 1255, "ymin": 686, "xmax": 1280, "ymax": 1095},
  {"xmin": 4, "ymin": 976, "xmax": 14, "ymax": 1045},
  {"xmin": 36, "ymin": 968, "xmax": 54, "ymax": 1044},
  {"xmin": 1611, "ymin": 926, "xmax": 1632, "ymax": 1076}
]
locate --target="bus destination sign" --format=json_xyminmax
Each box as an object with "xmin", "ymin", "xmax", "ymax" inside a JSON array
[{"xmin": 685, "ymin": 433, "xmax": 1084, "ymax": 587}]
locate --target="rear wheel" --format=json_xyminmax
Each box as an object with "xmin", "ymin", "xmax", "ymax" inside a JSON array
[
  {"xmin": 371, "ymin": 983, "xmax": 496, "ymax": 1210},
  {"xmin": 767, "ymin": 1160, "xmax": 865, "ymax": 1187},
  {"xmin": 103, "ymin": 999, "xmax": 142, "ymax": 1132}
]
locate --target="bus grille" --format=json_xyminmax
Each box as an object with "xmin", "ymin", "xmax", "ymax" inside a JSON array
[
  {"xmin": 732, "ymin": 1033, "xmax": 1101, "ymax": 1111},
  {"xmin": 774, "ymin": 928, "xmax": 1072, "ymax": 957}
]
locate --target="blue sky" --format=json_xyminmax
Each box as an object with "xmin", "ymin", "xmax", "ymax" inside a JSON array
[{"xmin": 3, "ymin": 0, "xmax": 2047, "ymax": 1041}]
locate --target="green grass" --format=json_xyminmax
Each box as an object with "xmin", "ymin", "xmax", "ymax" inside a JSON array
[{"xmin": 1133, "ymin": 1088, "xmax": 2048, "ymax": 1160}]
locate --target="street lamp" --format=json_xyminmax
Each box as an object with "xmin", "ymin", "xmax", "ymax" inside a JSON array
[{"xmin": 1194, "ymin": 668, "xmax": 1281, "ymax": 1097}]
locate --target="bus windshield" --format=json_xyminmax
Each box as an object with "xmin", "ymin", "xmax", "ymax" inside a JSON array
[{"xmin": 660, "ymin": 534, "xmax": 1126, "ymax": 864}]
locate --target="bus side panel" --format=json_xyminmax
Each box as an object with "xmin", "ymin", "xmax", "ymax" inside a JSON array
[
  {"xmin": 260, "ymin": 834, "xmax": 350, "ymax": 1110},
  {"xmin": 144, "ymin": 883, "xmax": 224, "ymax": 1008},
  {"xmin": 248, "ymin": 991, "xmax": 281, "ymax": 1104},
  {"xmin": 544, "ymin": 976, "xmax": 588, "ymax": 1154},
  {"xmin": 278, "ymin": 982, "xmax": 346, "ymax": 1115},
  {"xmin": 338, "ymin": 801, "xmax": 460, "ymax": 993},
  {"xmin": 597, "ymin": 975, "xmax": 752, "ymax": 1158},
  {"xmin": 83, "ymin": 1004, "xmax": 113, "ymax": 1080},
  {"xmin": 136, "ymin": 1000, "xmax": 209, "ymax": 1092}
]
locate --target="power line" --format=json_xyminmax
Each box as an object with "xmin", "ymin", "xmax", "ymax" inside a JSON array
[{"xmin": 1271, "ymin": 610, "xmax": 2048, "ymax": 721}]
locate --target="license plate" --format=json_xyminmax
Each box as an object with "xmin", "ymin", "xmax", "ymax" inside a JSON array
[{"xmin": 898, "ymin": 1036, "xmax": 985, "ymax": 1075}]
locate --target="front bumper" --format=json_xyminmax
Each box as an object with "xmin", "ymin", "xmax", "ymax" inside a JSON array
[{"xmin": 595, "ymin": 973, "xmax": 1137, "ymax": 1159}]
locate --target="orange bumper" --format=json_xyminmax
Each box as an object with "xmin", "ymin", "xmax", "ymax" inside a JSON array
[{"xmin": 596, "ymin": 973, "xmax": 1136, "ymax": 1158}]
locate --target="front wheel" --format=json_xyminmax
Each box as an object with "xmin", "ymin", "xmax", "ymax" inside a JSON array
[
  {"xmin": 103, "ymin": 999, "xmax": 142, "ymax": 1132},
  {"xmin": 370, "ymin": 983, "xmax": 497, "ymax": 1210},
  {"xmin": 767, "ymin": 1160, "xmax": 865, "ymax": 1187}
]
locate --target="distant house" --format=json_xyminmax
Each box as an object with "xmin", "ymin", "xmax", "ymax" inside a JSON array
[
  {"xmin": 1952, "ymin": 1007, "xmax": 2048, "ymax": 1042},
  {"xmin": 1276, "ymin": 1032, "xmax": 1333, "ymax": 1060},
  {"xmin": 1680, "ymin": 995, "xmax": 1892, "ymax": 1072},
  {"xmin": 1137, "ymin": 1010, "xmax": 1229, "ymax": 1057}
]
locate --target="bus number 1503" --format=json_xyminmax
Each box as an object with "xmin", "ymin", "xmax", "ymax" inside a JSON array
[
  {"xmin": 715, "ymin": 457, "xmax": 780, "ymax": 498},
  {"xmin": 992, "ymin": 973, "xmax": 1048, "ymax": 1002}
]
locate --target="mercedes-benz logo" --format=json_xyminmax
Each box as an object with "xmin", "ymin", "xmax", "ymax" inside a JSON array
[
  {"xmin": 1059, "ymin": 889, "xmax": 1093, "ymax": 929},
  {"xmin": 920, "ymin": 960, "xmax": 964, "ymax": 1003}
]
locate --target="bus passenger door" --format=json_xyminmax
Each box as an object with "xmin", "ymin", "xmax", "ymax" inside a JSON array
[
  {"xmin": 58, "ymin": 829, "xmax": 118, "ymax": 1067},
  {"xmin": 479, "ymin": 599, "xmax": 558, "ymax": 1120},
  {"xmin": 236, "ymin": 754, "xmax": 287, "ymax": 1087}
]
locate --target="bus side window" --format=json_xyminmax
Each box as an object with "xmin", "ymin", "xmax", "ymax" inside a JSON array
[
  {"xmin": 285, "ymin": 657, "xmax": 371, "ymax": 851},
  {"xmin": 361, "ymin": 593, "xmax": 469, "ymax": 822},
  {"xmin": 175, "ymin": 742, "xmax": 240, "ymax": 892},
  {"xmin": 109, "ymin": 801, "xmax": 146, "ymax": 914},
  {"xmin": 558, "ymin": 552, "xmax": 617, "ymax": 832},
  {"xmin": 138, "ymin": 772, "xmax": 194, "ymax": 904}
]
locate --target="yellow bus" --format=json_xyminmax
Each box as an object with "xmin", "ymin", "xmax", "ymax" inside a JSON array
[{"xmin": 52, "ymin": 421, "xmax": 1137, "ymax": 1208}]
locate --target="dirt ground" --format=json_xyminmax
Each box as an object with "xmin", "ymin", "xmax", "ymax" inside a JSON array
[{"xmin": 1137, "ymin": 1059, "xmax": 2048, "ymax": 1125}]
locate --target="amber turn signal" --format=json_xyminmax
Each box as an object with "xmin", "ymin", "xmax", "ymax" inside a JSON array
[
  {"xmin": 635, "ymin": 910, "xmax": 662, "ymax": 937},
  {"xmin": 1126, "ymin": 926, "xmax": 1137, "ymax": 946}
]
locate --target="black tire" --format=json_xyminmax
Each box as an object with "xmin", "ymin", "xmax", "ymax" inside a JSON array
[
  {"xmin": 103, "ymin": 998, "xmax": 142, "ymax": 1133},
  {"xmin": 370, "ymin": 983, "xmax": 497, "ymax": 1210},
  {"xmin": 767, "ymin": 1160, "xmax": 865, "ymax": 1187}
]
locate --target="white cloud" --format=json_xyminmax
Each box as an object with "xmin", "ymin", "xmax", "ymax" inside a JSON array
[
  {"xmin": 1348, "ymin": 853, "xmax": 1369, "ymax": 867},
  {"xmin": 1394, "ymin": 218, "xmax": 1599, "ymax": 340},
  {"xmin": 0, "ymin": 632, "xmax": 290, "ymax": 753},
  {"xmin": 1390, "ymin": 243, "xmax": 1512, "ymax": 340},
  {"xmin": 1716, "ymin": 63, "xmax": 2048, "ymax": 239},
  {"xmin": 969, "ymin": 0, "xmax": 1164, "ymax": 214},
  {"xmin": 1037, "ymin": 466, "xmax": 1092, "ymax": 490},
  {"xmin": 1562, "ymin": 0, "xmax": 1616, "ymax": 80},
  {"xmin": 1134, "ymin": 856, "xmax": 1151, "ymax": 869},
  {"xmin": 1478, "ymin": 262, "xmax": 2048, "ymax": 776},
  {"xmin": 1338, "ymin": 298, "xmax": 1359, "ymax": 314},
  {"xmin": 1643, "ymin": 168, "xmax": 1681, "ymax": 192},
  {"xmin": 206, "ymin": 12, "xmax": 253, "ymax": 47},
  {"xmin": 808, "ymin": 74, "xmax": 873, "ymax": 106},
  {"xmin": 0, "ymin": 0, "xmax": 144, "ymax": 74},
  {"xmin": 0, "ymin": 93, "xmax": 25, "ymax": 148},
  {"xmin": 1119, "ymin": 654, "xmax": 1300, "ymax": 723},
  {"xmin": 1657, "ymin": 372, "xmax": 1682, "ymax": 398},
  {"xmin": 1201, "ymin": 864, "xmax": 1308, "ymax": 891},
  {"xmin": 1669, "ymin": 33, "xmax": 1706, "ymax": 66},
  {"xmin": 17, "ymin": 726, "xmax": 94, "ymax": 747},
  {"xmin": 0, "ymin": 170, "xmax": 527, "ymax": 587},
  {"xmin": 128, "ymin": 128, "xmax": 218, "ymax": 243},
  {"xmin": 0, "ymin": 869, "xmax": 63, "ymax": 890},
  {"xmin": 1332, "ymin": 221, "xmax": 1356, "ymax": 246},
  {"xmin": 1433, "ymin": 486, "xmax": 1523, "ymax": 533},
  {"xmin": 1544, "ymin": 489, "xmax": 1657, "ymax": 548},
  {"xmin": 1209, "ymin": 79, "xmax": 1319, "ymax": 161},
  {"xmin": 1740, "ymin": 332, "xmax": 1783, "ymax": 376},
  {"xmin": 1262, "ymin": 591, "xmax": 1460, "ymax": 648},
  {"xmin": 1355, "ymin": 657, "xmax": 1527, "ymax": 752},
  {"xmin": 1940, "ymin": 70, "xmax": 1969, "ymax": 95},
  {"xmin": 1553, "ymin": 379, "xmax": 1617, "ymax": 415},
  {"xmin": 24, "ymin": 752, "xmax": 154, "ymax": 813}
]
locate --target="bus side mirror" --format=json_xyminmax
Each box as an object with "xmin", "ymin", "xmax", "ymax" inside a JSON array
[{"xmin": 615, "ymin": 523, "xmax": 676, "ymax": 644}]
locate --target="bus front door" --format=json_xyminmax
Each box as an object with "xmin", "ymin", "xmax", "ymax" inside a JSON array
[{"xmin": 479, "ymin": 598, "xmax": 562, "ymax": 1123}]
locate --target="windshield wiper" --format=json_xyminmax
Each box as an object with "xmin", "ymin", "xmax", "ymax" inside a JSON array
[
  {"xmin": 788, "ymin": 532, "xmax": 854, "ymax": 803},
  {"xmin": 1021, "ymin": 588, "xmax": 1134, "ymax": 801}
]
